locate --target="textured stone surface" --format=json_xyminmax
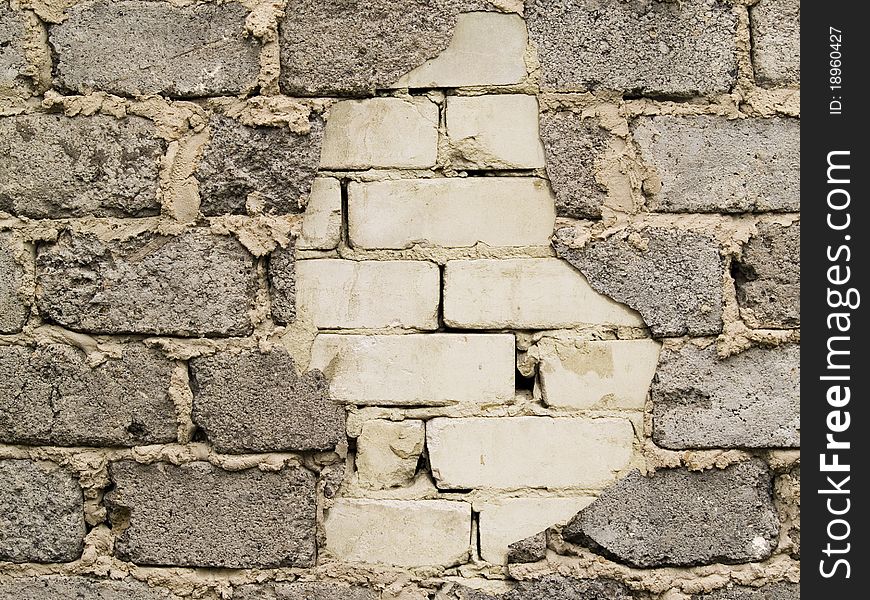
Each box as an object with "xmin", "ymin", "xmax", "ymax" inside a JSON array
[
  {"xmin": 692, "ymin": 583, "xmax": 800, "ymax": 600},
  {"xmin": 50, "ymin": 0, "xmax": 259, "ymax": 97},
  {"xmin": 107, "ymin": 461, "xmax": 316, "ymax": 568},
  {"xmin": 356, "ymin": 420, "xmax": 424, "ymax": 489},
  {"xmin": 0, "ymin": 113, "xmax": 166, "ymax": 218},
  {"xmin": 0, "ymin": 577, "xmax": 180, "ymax": 600},
  {"xmin": 0, "ymin": 3, "xmax": 37, "ymax": 95},
  {"xmin": 0, "ymin": 343, "xmax": 176, "ymax": 447},
  {"xmin": 452, "ymin": 576, "xmax": 636, "ymax": 600},
  {"xmin": 507, "ymin": 532, "xmax": 547, "ymax": 564},
  {"xmin": 298, "ymin": 178, "xmax": 342, "ymax": 250},
  {"xmin": 750, "ymin": 0, "xmax": 800, "ymax": 86},
  {"xmin": 235, "ymin": 582, "xmax": 378, "ymax": 600},
  {"xmin": 0, "ymin": 460, "xmax": 84, "ymax": 563},
  {"xmin": 0, "ymin": 232, "xmax": 28, "ymax": 333},
  {"xmin": 556, "ymin": 227, "xmax": 723, "ymax": 337},
  {"xmin": 197, "ymin": 115, "xmax": 324, "ymax": 216},
  {"xmin": 190, "ymin": 347, "xmax": 345, "ymax": 453},
  {"xmin": 652, "ymin": 343, "xmax": 799, "ymax": 449},
  {"xmin": 734, "ymin": 222, "xmax": 800, "ymax": 328},
  {"xmin": 269, "ymin": 244, "xmax": 296, "ymax": 325},
  {"xmin": 633, "ymin": 116, "xmax": 800, "ymax": 213},
  {"xmin": 36, "ymin": 230, "xmax": 258, "ymax": 337},
  {"xmin": 775, "ymin": 466, "xmax": 800, "ymax": 558},
  {"xmin": 563, "ymin": 460, "xmax": 780, "ymax": 567},
  {"xmin": 526, "ymin": 0, "xmax": 738, "ymax": 95}
]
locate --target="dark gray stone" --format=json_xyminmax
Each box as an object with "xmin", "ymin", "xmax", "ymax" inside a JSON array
[
  {"xmin": 106, "ymin": 461, "xmax": 317, "ymax": 568},
  {"xmin": 526, "ymin": 0, "xmax": 738, "ymax": 95},
  {"xmin": 50, "ymin": 0, "xmax": 260, "ymax": 97},
  {"xmin": 750, "ymin": 0, "xmax": 800, "ymax": 86},
  {"xmin": 452, "ymin": 576, "xmax": 636, "ymax": 600},
  {"xmin": 563, "ymin": 460, "xmax": 780, "ymax": 567},
  {"xmin": 692, "ymin": 582, "xmax": 800, "ymax": 600},
  {"xmin": 196, "ymin": 115, "xmax": 324, "ymax": 216},
  {"xmin": 555, "ymin": 227, "xmax": 723, "ymax": 337},
  {"xmin": 269, "ymin": 244, "xmax": 296, "ymax": 324},
  {"xmin": 652, "ymin": 343, "xmax": 799, "ymax": 449},
  {"xmin": 507, "ymin": 531, "xmax": 546, "ymax": 564},
  {"xmin": 0, "ymin": 232, "xmax": 28, "ymax": 333},
  {"xmin": 234, "ymin": 582, "xmax": 378, "ymax": 600},
  {"xmin": 36, "ymin": 230, "xmax": 258, "ymax": 337},
  {"xmin": 633, "ymin": 116, "xmax": 800, "ymax": 213},
  {"xmin": 0, "ymin": 2, "xmax": 36, "ymax": 96},
  {"xmin": 734, "ymin": 222, "xmax": 800, "ymax": 328},
  {"xmin": 190, "ymin": 347, "xmax": 345, "ymax": 453},
  {"xmin": 0, "ymin": 343, "xmax": 177, "ymax": 447},
  {"xmin": 0, "ymin": 576, "xmax": 179, "ymax": 600},
  {"xmin": 0, "ymin": 459, "xmax": 85, "ymax": 563}
]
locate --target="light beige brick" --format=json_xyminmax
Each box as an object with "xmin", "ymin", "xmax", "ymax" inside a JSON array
[
  {"xmin": 296, "ymin": 260, "xmax": 439, "ymax": 329},
  {"xmin": 320, "ymin": 97, "xmax": 438, "ymax": 169},
  {"xmin": 356, "ymin": 420, "xmax": 424, "ymax": 489},
  {"xmin": 297, "ymin": 178, "xmax": 342, "ymax": 250},
  {"xmin": 446, "ymin": 94, "xmax": 545, "ymax": 169},
  {"xmin": 443, "ymin": 259, "xmax": 644, "ymax": 328},
  {"xmin": 348, "ymin": 178, "xmax": 555, "ymax": 249},
  {"xmin": 427, "ymin": 417, "xmax": 634, "ymax": 489},
  {"xmin": 324, "ymin": 499, "xmax": 470, "ymax": 567},
  {"xmin": 308, "ymin": 334, "xmax": 515, "ymax": 406}
]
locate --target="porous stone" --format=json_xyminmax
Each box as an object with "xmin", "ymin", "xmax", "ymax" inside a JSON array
[
  {"xmin": 50, "ymin": 0, "xmax": 260, "ymax": 97},
  {"xmin": 196, "ymin": 115, "xmax": 324, "ymax": 216},
  {"xmin": 555, "ymin": 227, "xmax": 723, "ymax": 337},
  {"xmin": 775, "ymin": 466, "xmax": 800, "ymax": 558},
  {"xmin": 355, "ymin": 420, "xmax": 424, "ymax": 489},
  {"xmin": 234, "ymin": 582, "xmax": 378, "ymax": 600},
  {"xmin": 0, "ymin": 343, "xmax": 176, "ymax": 447},
  {"xmin": 692, "ymin": 583, "xmax": 800, "ymax": 600},
  {"xmin": 633, "ymin": 116, "xmax": 800, "ymax": 213},
  {"xmin": 0, "ymin": 576, "xmax": 180, "ymax": 600},
  {"xmin": 734, "ymin": 222, "xmax": 800, "ymax": 328},
  {"xmin": 0, "ymin": 113, "xmax": 166, "ymax": 218},
  {"xmin": 562, "ymin": 460, "xmax": 780, "ymax": 567},
  {"xmin": 269, "ymin": 244, "xmax": 296, "ymax": 325},
  {"xmin": 507, "ymin": 532, "xmax": 547, "ymax": 564},
  {"xmin": 36, "ymin": 230, "xmax": 258, "ymax": 337},
  {"xmin": 0, "ymin": 3, "xmax": 39, "ymax": 96},
  {"xmin": 106, "ymin": 461, "xmax": 316, "ymax": 568},
  {"xmin": 189, "ymin": 347, "xmax": 345, "ymax": 454},
  {"xmin": 0, "ymin": 232, "xmax": 28, "ymax": 333},
  {"xmin": 652, "ymin": 343, "xmax": 800, "ymax": 449},
  {"xmin": 298, "ymin": 178, "xmax": 342, "ymax": 250},
  {"xmin": 451, "ymin": 576, "xmax": 636, "ymax": 600},
  {"xmin": 0, "ymin": 460, "xmax": 85, "ymax": 563},
  {"xmin": 526, "ymin": 0, "xmax": 738, "ymax": 95},
  {"xmin": 750, "ymin": 0, "xmax": 800, "ymax": 86}
]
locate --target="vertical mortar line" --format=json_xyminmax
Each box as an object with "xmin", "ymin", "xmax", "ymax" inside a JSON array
[
  {"xmin": 339, "ymin": 177, "xmax": 352, "ymax": 249},
  {"xmin": 471, "ymin": 509, "xmax": 482, "ymax": 562},
  {"xmin": 437, "ymin": 263, "xmax": 446, "ymax": 330}
]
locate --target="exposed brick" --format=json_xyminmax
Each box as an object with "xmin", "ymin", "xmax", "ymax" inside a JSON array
[
  {"xmin": 427, "ymin": 417, "xmax": 634, "ymax": 489},
  {"xmin": 0, "ymin": 576, "xmax": 180, "ymax": 600},
  {"xmin": 750, "ymin": 0, "xmax": 800, "ymax": 86},
  {"xmin": 298, "ymin": 178, "xmax": 342, "ymax": 250},
  {"xmin": 0, "ymin": 232, "xmax": 28, "ymax": 333},
  {"xmin": 50, "ymin": 0, "xmax": 259, "ymax": 97},
  {"xmin": 0, "ymin": 3, "xmax": 40, "ymax": 96},
  {"xmin": 692, "ymin": 583, "xmax": 800, "ymax": 600},
  {"xmin": 0, "ymin": 459, "xmax": 84, "ymax": 563},
  {"xmin": 451, "ymin": 576, "xmax": 637, "ymax": 600},
  {"xmin": 234, "ymin": 582, "xmax": 378, "ymax": 600},
  {"xmin": 0, "ymin": 114, "xmax": 166, "ymax": 218},
  {"xmin": 633, "ymin": 116, "xmax": 800, "ymax": 213},
  {"xmin": 652, "ymin": 343, "xmax": 799, "ymax": 449},
  {"xmin": 526, "ymin": 0, "xmax": 738, "ymax": 95},
  {"xmin": 106, "ymin": 461, "xmax": 316, "ymax": 568},
  {"xmin": 36, "ymin": 230, "xmax": 258, "ymax": 337},
  {"xmin": 196, "ymin": 115, "xmax": 324, "ymax": 216},
  {"xmin": 355, "ymin": 420, "xmax": 424, "ymax": 489},
  {"xmin": 269, "ymin": 244, "xmax": 296, "ymax": 325},
  {"xmin": 0, "ymin": 343, "xmax": 176, "ymax": 447},
  {"xmin": 189, "ymin": 347, "xmax": 345, "ymax": 453},
  {"xmin": 563, "ymin": 460, "xmax": 779, "ymax": 567}
]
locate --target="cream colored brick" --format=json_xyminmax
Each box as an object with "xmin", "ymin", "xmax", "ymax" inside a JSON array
[
  {"xmin": 427, "ymin": 417, "xmax": 634, "ymax": 489},
  {"xmin": 446, "ymin": 94, "xmax": 545, "ymax": 169},
  {"xmin": 324, "ymin": 499, "xmax": 470, "ymax": 567},
  {"xmin": 476, "ymin": 497, "xmax": 594, "ymax": 564},
  {"xmin": 320, "ymin": 97, "xmax": 438, "ymax": 169},
  {"xmin": 297, "ymin": 178, "xmax": 341, "ymax": 250},
  {"xmin": 356, "ymin": 420, "xmax": 425, "ymax": 489},
  {"xmin": 392, "ymin": 12, "xmax": 527, "ymax": 88},
  {"xmin": 296, "ymin": 260, "xmax": 438, "ymax": 329},
  {"xmin": 308, "ymin": 334, "xmax": 515, "ymax": 406},
  {"xmin": 537, "ymin": 339, "xmax": 661, "ymax": 409},
  {"xmin": 443, "ymin": 259, "xmax": 644, "ymax": 328},
  {"xmin": 348, "ymin": 178, "xmax": 555, "ymax": 249}
]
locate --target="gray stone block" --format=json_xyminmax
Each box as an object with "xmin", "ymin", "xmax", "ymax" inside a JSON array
[
  {"xmin": 0, "ymin": 232, "xmax": 28, "ymax": 334},
  {"xmin": 750, "ymin": 0, "xmax": 800, "ymax": 86},
  {"xmin": 633, "ymin": 116, "xmax": 799, "ymax": 213},
  {"xmin": 106, "ymin": 461, "xmax": 317, "ymax": 568},
  {"xmin": 692, "ymin": 582, "xmax": 800, "ymax": 600},
  {"xmin": 234, "ymin": 582, "xmax": 378, "ymax": 600},
  {"xmin": 652, "ymin": 343, "xmax": 799, "ymax": 449},
  {"xmin": 0, "ymin": 459, "xmax": 85, "ymax": 563},
  {"xmin": 269, "ymin": 244, "xmax": 296, "ymax": 324},
  {"xmin": 0, "ymin": 3, "xmax": 35, "ymax": 96},
  {"xmin": 196, "ymin": 115, "xmax": 324, "ymax": 216},
  {"xmin": 0, "ymin": 343, "xmax": 177, "ymax": 447},
  {"xmin": 36, "ymin": 230, "xmax": 258, "ymax": 337},
  {"xmin": 506, "ymin": 531, "xmax": 546, "ymax": 564},
  {"xmin": 50, "ymin": 0, "xmax": 260, "ymax": 97},
  {"xmin": 526, "ymin": 0, "xmax": 738, "ymax": 95},
  {"xmin": 0, "ymin": 576, "xmax": 179, "ymax": 600},
  {"xmin": 555, "ymin": 227, "xmax": 723, "ymax": 337},
  {"xmin": 452, "ymin": 576, "xmax": 636, "ymax": 599},
  {"xmin": 563, "ymin": 460, "xmax": 779, "ymax": 567}
]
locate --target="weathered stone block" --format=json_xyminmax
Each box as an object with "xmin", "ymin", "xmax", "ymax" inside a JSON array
[
  {"xmin": 355, "ymin": 420, "xmax": 424, "ymax": 489},
  {"xmin": 0, "ymin": 4, "xmax": 40, "ymax": 96},
  {"xmin": 0, "ymin": 114, "xmax": 165, "ymax": 218},
  {"xmin": 234, "ymin": 582, "xmax": 378, "ymax": 600},
  {"xmin": 106, "ymin": 461, "xmax": 316, "ymax": 568},
  {"xmin": 0, "ymin": 232, "xmax": 28, "ymax": 333},
  {"xmin": 269, "ymin": 244, "xmax": 296, "ymax": 325},
  {"xmin": 298, "ymin": 178, "xmax": 342, "ymax": 250},
  {"xmin": 507, "ymin": 532, "xmax": 547, "ymax": 564},
  {"xmin": 692, "ymin": 583, "xmax": 800, "ymax": 600},
  {"xmin": 451, "ymin": 576, "xmax": 636, "ymax": 600},
  {"xmin": 563, "ymin": 460, "xmax": 780, "ymax": 567},
  {"xmin": 750, "ymin": 0, "xmax": 800, "ymax": 86},
  {"xmin": 0, "ymin": 576, "xmax": 180, "ymax": 600}
]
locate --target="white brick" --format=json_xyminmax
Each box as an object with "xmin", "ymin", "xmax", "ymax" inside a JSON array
[
  {"xmin": 296, "ymin": 260, "xmax": 439, "ymax": 329},
  {"xmin": 476, "ymin": 497, "xmax": 593, "ymax": 564},
  {"xmin": 298, "ymin": 178, "xmax": 341, "ymax": 250},
  {"xmin": 446, "ymin": 94, "xmax": 545, "ymax": 169},
  {"xmin": 443, "ymin": 259, "xmax": 644, "ymax": 328},
  {"xmin": 427, "ymin": 417, "xmax": 634, "ymax": 489},
  {"xmin": 320, "ymin": 97, "xmax": 438, "ymax": 169},
  {"xmin": 309, "ymin": 334, "xmax": 515, "ymax": 406},
  {"xmin": 324, "ymin": 499, "xmax": 470, "ymax": 567},
  {"xmin": 356, "ymin": 420, "xmax": 425, "ymax": 489},
  {"xmin": 392, "ymin": 12, "xmax": 527, "ymax": 88},
  {"xmin": 537, "ymin": 339, "xmax": 661, "ymax": 410},
  {"xmin": 348, "ymin": 178, "xmax": 555, "ymax": 249}
]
